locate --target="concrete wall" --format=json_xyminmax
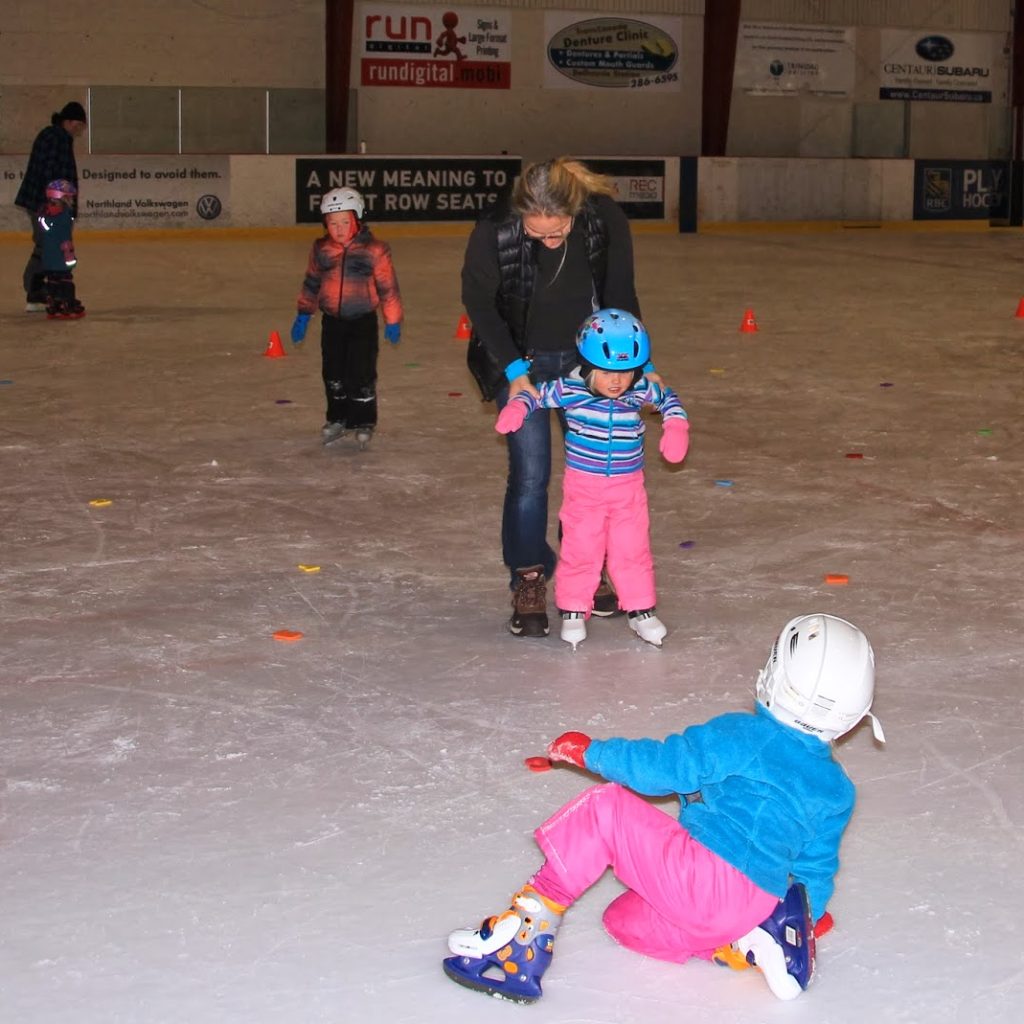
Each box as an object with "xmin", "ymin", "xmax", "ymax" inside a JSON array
[
  {"xmin": 696, "ymin": 157, "xmax": 912, "ymax": 223},
  {"xmin": 1, "ymin": 0, "xmax": 1014, "ymax": 162}
]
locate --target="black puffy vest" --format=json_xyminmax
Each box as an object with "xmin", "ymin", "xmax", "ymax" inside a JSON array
[{"xmin": 492, "ymin": 199, "xmax": 610, "ymax": 352}]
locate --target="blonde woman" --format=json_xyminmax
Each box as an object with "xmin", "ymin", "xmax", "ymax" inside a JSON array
[{"xmin": 462, "ymin": 158, "xmax": 646, "ymax": 638}]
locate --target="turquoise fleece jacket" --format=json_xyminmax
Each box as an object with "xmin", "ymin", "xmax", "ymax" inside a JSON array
[{"xmin": 583, "ymin": 704, "xmax": 855, "ymax": 919}]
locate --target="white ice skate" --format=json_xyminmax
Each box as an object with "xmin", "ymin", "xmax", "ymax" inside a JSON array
[
  {"xmin": 736, "ymin": 927, "xmax": 802, "ymax": 1000},
  {"xmin": 627, "ymin": 609, "xmax": 667, "ymax": 647},
  {"xmin": 355, "ymin": 427, "xmax": 373, "ymax": 450},
  {"xmin": 560, "ymin": 611, "xmax": 587, "ymax": 651}
]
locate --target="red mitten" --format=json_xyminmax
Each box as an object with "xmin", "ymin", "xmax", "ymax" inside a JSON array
[
  {"xmin": 659, "ymin": 418, "xmax": 690, "ymax": 463},
  {"xmin": 547, "ymin": 731, "xmax": 591, "ymax": 767},
  {"xmin": 495, "ymin": 401, "xmax": 529, "ymax": 435}
]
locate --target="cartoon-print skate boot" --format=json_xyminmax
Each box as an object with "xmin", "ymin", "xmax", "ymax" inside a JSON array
[{"xmin": 444, "ymin": 884, "xmax": 566, "ymax": 1003}]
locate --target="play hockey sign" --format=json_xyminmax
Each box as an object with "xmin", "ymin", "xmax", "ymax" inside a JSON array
[{"xmin": 913, "ymin": 160, "xmax": 1008, "ymax": 220}]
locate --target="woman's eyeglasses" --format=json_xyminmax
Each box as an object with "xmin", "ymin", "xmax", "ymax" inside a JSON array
[{"xmin": 523, "ymin": 217, "xmax": 574, "ymax": 242}]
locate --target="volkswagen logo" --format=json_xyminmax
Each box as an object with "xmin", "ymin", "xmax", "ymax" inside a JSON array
[
  {"xmin": 196, "ymin": 194, "xmax": 222, "ymax": 220},
  {"xmin": 915, "ymin": 35, "xmax": 954, "ymax": 62}
]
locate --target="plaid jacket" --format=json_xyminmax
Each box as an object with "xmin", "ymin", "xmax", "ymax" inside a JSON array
[
  {"xmin": 296, "ymin": 227, "xmax": 403, "ymax": 324},
  {"xmin": 15, "ymin": 125, "xmax": 78, "ymax": 214}
]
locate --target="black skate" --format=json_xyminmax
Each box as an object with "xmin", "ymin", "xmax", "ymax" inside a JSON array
[{"xmin": 321, "ymin": 422, "xmax": 348, "ymax": 446}]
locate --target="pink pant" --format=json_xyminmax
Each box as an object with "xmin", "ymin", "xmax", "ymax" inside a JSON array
[
  {"xmin": 555, "ymin": 468, "xmax": 655, "ymax": 613},
  {"xmin": 530, "ymin": 784, "xmax": 779, "ymax": 962}
]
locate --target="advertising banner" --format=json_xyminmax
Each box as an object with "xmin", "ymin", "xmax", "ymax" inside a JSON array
[
  {"xmin": 359, "ymin": 3, "xmax": 511, "ymax": 89},
  {"xmin": 0, "ymin": 156, "xmax": 229, "ymax": 231},
  {"xmin": 734, "ymin": 22, "xmax": 855, "ymax": 97},
  {"xmin": 544, "ymin": 12, "xmax": 682, "ymax": 91},
  {"xmin": 295, "ymin": 157, "xmax": 520, "ymax": 222},
  {"xmin": 880, "ymin": 30, "xmax": 1004, "ymax": 103},
  {"xmin": 580, "ymin": 158, "xmax": 667, "ymax": 219},
  {"xmin": 913, "ymin": 159, "xmax": 1008, "ymax": 219}
]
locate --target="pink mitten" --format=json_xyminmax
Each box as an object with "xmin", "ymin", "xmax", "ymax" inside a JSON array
[
  {"xmin": 659, "ymin": 418, "xmax": 690, "ymax": 463},
  {"xmin": 495, "ymin": 401, "xmax": 529, "ymax": 434},
  {"xmin": 547, "ymin": 731, "xmax": 592, "ymax": 767}
]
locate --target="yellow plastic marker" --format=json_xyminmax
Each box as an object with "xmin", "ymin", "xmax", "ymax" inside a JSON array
[
  {"xmin": 89, "ymin": 499, "xmax": 113, "ymax": 507},
  {"xmin": 297, "ymin": 564, "xmax": 321, "ymax": 573}
]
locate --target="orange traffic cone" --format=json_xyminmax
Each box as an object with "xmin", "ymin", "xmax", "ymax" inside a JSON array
[
  {"xmin": 263, "ymin": 330, "xmax": 286, "ymax": 358},
  {"xmin": 739, "ymin": 308, "xmax": 759, "ymax": 333},
  {"xmin": 454, "ymin": 314, "xmax": 472, "ymax": 340},
  {"xmin": 1015, "ymin": 298, "xmax": 1024, "ymax": 319}
]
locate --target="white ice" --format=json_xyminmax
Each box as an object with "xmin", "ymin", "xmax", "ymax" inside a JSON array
[{"xmin": 2, "ymin": 228, "xmax": 1022, "ymax": 1023}]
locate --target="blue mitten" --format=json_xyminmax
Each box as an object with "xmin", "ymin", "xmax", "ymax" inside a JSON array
[
  {"xmin": 291, "ymin": 313, "xmax": 311, "ymax": 344},
  {"xmin": 384, "ymin": 322, "xmax": 401, "ymax": 345}
]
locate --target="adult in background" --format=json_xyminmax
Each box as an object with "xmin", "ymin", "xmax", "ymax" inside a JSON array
[
  {"xmin": 14, "ymin": 101, "xmax": 87, "ymax": 312},
  {"xmin": 462, "ymin": 157, "xmax": 647, "ymax": 639}
]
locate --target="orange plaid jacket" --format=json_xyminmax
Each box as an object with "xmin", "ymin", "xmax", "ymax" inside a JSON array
[{"xmin": 296, "ymin": 228, "xmax": 403, "ymax": 324}]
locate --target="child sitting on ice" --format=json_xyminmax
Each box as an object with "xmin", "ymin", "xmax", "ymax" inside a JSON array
[{"xmin": 443, "ymin": 613, "xmax": 885, "ymax": 1002}]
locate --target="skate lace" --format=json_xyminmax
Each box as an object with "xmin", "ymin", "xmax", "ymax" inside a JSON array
[{"xmin": 516, "ymin": 574, "xmax": 546, "ymax": 612}]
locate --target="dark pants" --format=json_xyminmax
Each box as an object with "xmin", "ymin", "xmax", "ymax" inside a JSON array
[
  {"xmin": 22, "ymin": 210, "xmax": 47, "ymax": 301},
  {"xmin": 495, "ymin": 349, "xmax": 577, "ymax": 585},
  {"xmin": 320, "ymin": 311, "xmax": 379, "ymax": 429},
  {"xmin": 46, "ymin": 272, "xmax": 77, "ymax": 307}
]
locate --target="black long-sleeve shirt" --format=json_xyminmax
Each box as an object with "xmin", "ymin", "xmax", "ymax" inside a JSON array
[
  {"xmin": 461, "ymin": 193, "xmax": 640, "ymax": 374},
  {"xmin": 14, "ymin": 124, "xmax": 78, "ymax": 215}
]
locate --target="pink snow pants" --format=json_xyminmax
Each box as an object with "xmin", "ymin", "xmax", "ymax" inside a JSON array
[
  {"xmin": 530, "ymin": 784, "xmax": 779, "ymax": 963},
  {"xmin": 555, "ymin": 467, "xmax": 655, "ymax": 614}
]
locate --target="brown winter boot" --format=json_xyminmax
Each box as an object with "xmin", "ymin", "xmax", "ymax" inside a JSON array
[{"xmin": 510, "ymin": 565, "xmax": 549, "ymax": 638}]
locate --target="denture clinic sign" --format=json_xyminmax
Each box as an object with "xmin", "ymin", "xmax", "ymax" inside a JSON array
[
  {"xmin": 544, "ymin": 12, "xmax": 682, "ymax": 90},
  {"xmin": 359, "ymin": 3, "xmax": 511, "ymax": 88}
]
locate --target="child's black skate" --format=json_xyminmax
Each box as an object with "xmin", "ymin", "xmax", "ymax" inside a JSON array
[
  {"xmin": 443, "ymin": 885, "xmax": 564, "ymax": 1003},
  {"xmin": 713, "ymin": 882, "xmax": 815, "ymax": 1000},
  {"xmin": 321, "ymin": 422, "xmax": 347, "ymax": 446}
]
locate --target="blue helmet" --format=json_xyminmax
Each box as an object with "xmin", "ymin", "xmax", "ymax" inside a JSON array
[{"xmin": 576, "ymin": 309, "xmax": 650, "ymax": 371}]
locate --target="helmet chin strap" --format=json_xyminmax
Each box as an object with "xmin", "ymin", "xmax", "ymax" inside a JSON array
[{"xmin": 866, "ymin": 712, "xmax": 886, "ymax": 744}]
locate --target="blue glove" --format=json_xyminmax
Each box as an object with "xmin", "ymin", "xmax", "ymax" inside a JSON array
[
  {"xmin": 384, "ymin": 322, "xmax": 401, "ymax": 346},
  {"xmin": 291, "ymin": 313, "xmax": 311, "ymax": 344}
]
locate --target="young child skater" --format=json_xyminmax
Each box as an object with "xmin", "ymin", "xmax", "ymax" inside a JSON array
[
  {"xmin": 444, "ymin": 613, "xmax": 885, "ymax": 1003},
  {"xmin": 38, "ymin": 179, "xmax": 85, "ymax": 319},
  {"xmin": 495, "ymin": 309, "xmax": 688, "ymax": 649},
  {"xmin": 291, "ymin": 187, "xmax": 403, "ymax": 448}
]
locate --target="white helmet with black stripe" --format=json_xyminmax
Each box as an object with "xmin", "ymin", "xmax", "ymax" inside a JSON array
[
  {"xmin": 757, "ymin": 614, "xmax": 884, "ymax": 743},
  {"xmin": 320, "ymin": 187, "xmax": 365, "ymax": 218}
]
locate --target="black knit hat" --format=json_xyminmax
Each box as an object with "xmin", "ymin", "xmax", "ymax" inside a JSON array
[{"xmin": 57, "ymin": 101, "xmax": 87, "ymax": 123}]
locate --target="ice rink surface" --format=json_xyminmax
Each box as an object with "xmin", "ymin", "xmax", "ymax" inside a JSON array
[{"xmin": 2, "ymin": 225, "xmax": 1022, "ymax": 1024}]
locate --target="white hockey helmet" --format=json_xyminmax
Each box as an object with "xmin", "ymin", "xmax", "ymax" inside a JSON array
[
  {"xmin": 756, "ymin": 614, "xmax": 885, "ymax": 743},
  {"xmin": 320, "ymin": 187, "xmax": 365, "ymax": 218}
]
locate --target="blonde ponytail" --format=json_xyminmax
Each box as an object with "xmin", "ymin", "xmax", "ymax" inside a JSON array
[{"xmin": 511, "ymin": 156, "xmax": 617, "ymax": 217}]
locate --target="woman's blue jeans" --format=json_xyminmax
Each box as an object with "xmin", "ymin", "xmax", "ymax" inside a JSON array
[{"xmin": 495, "ymin": 349, "xmax": 578, "ymax": 587}]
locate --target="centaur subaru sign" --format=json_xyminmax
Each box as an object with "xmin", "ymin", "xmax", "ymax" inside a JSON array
[{"xmin": 879, "ymin": 28, "xmax": 1004, "ymax": 103}]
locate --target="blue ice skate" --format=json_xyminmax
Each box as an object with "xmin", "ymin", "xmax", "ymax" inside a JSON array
[
  {"xmin": 714, "ymin": 882, "xmax": 815, "ymax": 1000},
  {"xmin": 443, "ymin": 885, "xmax": 564, "ymax": 1003}
]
